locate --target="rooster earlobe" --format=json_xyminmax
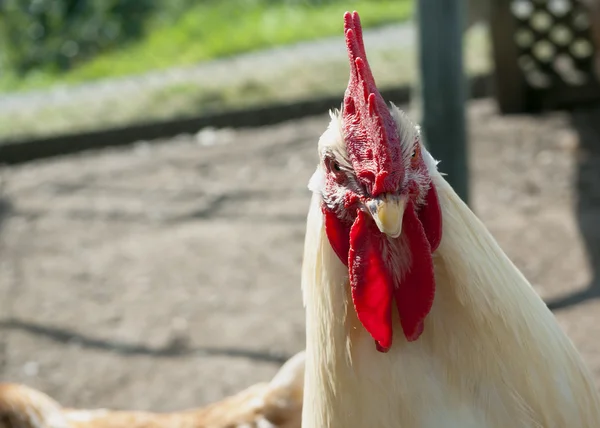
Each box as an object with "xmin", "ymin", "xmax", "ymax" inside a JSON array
[
  {"xmin": 323, "ymin": 207, "xmax": 351, "ymax": 266},
  {"xmin": 418, "ymin": 184, "xmax": 442, "ymax": 252}
]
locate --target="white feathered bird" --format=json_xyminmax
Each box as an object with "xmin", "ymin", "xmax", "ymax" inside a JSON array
[{"xmin": 300, "ymin": 11, "xmax": 600, "ymax": 428}]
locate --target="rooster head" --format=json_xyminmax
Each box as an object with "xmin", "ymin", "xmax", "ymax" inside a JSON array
[{"xmin": 309, "ymin": 11, "xmax": 442, "ymax": 352}]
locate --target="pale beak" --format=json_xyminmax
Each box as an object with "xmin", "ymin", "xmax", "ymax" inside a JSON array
[{"xmin": 366, "ymin": 195, "xmax": 407, "ymax": 238}]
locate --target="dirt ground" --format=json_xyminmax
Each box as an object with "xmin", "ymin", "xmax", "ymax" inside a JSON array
[{"xmin": 0, "ymin": 98, "xmax": 599, "ymax": 412}]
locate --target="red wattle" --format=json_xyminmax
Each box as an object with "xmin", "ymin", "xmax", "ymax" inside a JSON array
[
  {"xmin": 323, "ymin": 207, "xmax": 351, "ymax": 266},
  {"xmin": 348, "ymin": 210, "xmax": 393, "ymax": 351},
  {"xmin": 417, "ymin": 184, "xmax": 442, "ymax": 252},
  {"xmin": 394, "ymin": 202, "xmax": 436, "ymax": 341},
  {"xmin": 324, "ymin": 188, "xmax": 439, "ymax": 350}
]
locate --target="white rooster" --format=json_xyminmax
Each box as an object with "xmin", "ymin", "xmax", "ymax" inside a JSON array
[{"xmin": 300, "ymin": 11, "xmax": 600, "ymax": 428}]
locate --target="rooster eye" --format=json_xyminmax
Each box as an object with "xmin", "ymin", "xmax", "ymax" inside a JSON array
[
  {"xmin": 411, "ymin": 150, "xmax": 417, "ymax": 158},
  {"xmin": 325, "ymin": 156, "xmax": 342, "ymax": 174}
]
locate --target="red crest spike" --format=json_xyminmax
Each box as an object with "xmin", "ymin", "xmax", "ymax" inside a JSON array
[{"xmin": 342, "ymin": 11, "xmax": 403, "ymax": 197}]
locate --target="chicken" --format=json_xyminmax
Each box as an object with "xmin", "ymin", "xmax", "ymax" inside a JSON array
[
  {"xmin": 300, "ymin": 11, "xmax": 600, "ymax": 428},
  {"xmin": 0, "ymin": 351, "xmax": 304, "ymax": 428}
]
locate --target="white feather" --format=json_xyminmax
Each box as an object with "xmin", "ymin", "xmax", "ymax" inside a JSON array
[{"xmin": 301, "ymin": 108, "xmax": 600, "ymax": 428}]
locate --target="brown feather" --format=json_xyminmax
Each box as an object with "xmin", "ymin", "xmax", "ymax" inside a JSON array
[{"xmin": 0, "ymin": 352, "xmax": 304, "ymax": 428}]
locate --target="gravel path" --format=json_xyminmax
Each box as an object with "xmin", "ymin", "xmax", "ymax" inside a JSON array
[{"xmin": 0, "ymin": 98, "xmax": 598, "ymax": 411}]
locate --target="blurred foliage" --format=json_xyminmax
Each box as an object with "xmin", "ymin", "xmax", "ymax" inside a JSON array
[
  {"xmin": 0, "ymin": 0, "xmax": 412, "ymax": 92},
  {"xmin": 0, "ymin": 0, "xmax": 156, "ymax": 73}
]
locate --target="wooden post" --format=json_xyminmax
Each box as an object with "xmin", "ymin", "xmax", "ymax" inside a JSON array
[
  {"xmin": 416, "ymin": 0, "xmax": 469, "ymax": 204},
  {"xmin": 489, "ymin": 0, "xmax": 527, "ymax": 113}
]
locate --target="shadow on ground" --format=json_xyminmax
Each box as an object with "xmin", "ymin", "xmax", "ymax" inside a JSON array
[
  {"xmin": 0, "ymin": 197, "xmax": 12, "ymax": 234},
  {"xmin": 547, "ymin": 107, "xmax": 600, "ymax": 311},
  {"xmin": 0, "ymin": 318, "xmax": 290, "ymax": 364}
]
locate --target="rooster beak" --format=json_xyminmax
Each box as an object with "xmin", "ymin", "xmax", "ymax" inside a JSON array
[{"xmin": 366, "ymin": 195, "xmax": 407, "ymax": 238}]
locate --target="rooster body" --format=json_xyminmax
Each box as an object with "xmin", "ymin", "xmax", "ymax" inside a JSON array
[
  {"xmin": 300, "ymin": 12, "xmax": 600, "ymax": 428},
  {"xmin": 302, "ymin": 156, "xmax": 600, "ymax": 427}
]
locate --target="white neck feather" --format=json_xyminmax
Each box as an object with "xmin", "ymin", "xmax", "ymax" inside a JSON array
[{"xmin": 301, "ymin": 163, "xmax": 600, "ymax": 428}]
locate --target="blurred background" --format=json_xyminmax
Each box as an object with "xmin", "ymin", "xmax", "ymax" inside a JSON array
[{"xmin": 0, "ymin": 0, "xmax": 599, "ymax": 413}]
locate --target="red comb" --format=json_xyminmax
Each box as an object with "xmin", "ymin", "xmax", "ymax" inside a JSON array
[{"xmin": 342, "ymin": 11, "xmax": 403, "ymax": 196}]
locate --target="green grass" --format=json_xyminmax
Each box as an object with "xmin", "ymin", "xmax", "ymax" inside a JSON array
[
  {"xmin": 0, "ymin": 26, "xmax": 492, "ymax": 142},
  {"xmin": 1, "ymin": 0, "xmax": 413, "ymax": 93}
]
